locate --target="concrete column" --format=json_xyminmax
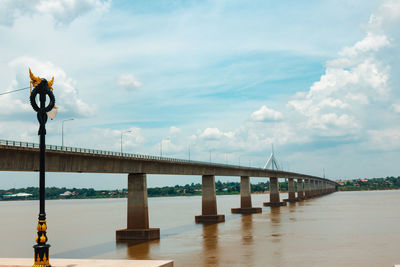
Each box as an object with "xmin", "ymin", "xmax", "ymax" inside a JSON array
[
  {"xmin": 264, "ymin": 177, "xmax": 286, "ymax": 207},
  {"xmin": 195, "ymin": 175, "xmax": 225, "ymax": 223},
  {"xmin": 311, "ymin": 180, "xmax": 316, "ymax": 197},
  {"xmin": 304, "ymin": 178, "xmax": 311, "ymax": 198},
  {"xmin": 283, "ymin": 178, "xmax": 297, "ymax": 203},
  {"xmin": 232, "ymin": 176, "xmax": 262, "ymax": 214},
  {"xmin": 297, "ymin": 178, "xmax": 304, "ymax": 200},
  {"xmin": 116, "ymin": 173, "xmax": 160, "ymax": 240},
  {"xmin": 315, "ymin": 180, "xmax": 318, "ymax": 196},
  {"xmin": 320, "ymin": 181, "xmax": 323, "ymax": 195}
]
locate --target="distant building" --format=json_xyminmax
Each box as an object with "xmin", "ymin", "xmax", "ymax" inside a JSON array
[
  {"xmin": 60, "ymin": 191, "xmax": 72, "ymax": 197},
  {"xmin": 2, "ymin": 192, "xmax": 32, "ymax": 200}
]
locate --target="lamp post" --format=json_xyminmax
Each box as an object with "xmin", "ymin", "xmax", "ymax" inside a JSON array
[
  {"xmin": 160, "ymin": 137, "xmax": 170, "ymax": 157},
  {"xmin": 29, "ymin": 68, "xmax": 56, "ymax": 267},
  {"xmin": 61, "ymin": 118, "xmax": 74, "ymax": 147},
  {"xmin": 120, "ymin": 130, "xmax": 132, "ymax": 154}
]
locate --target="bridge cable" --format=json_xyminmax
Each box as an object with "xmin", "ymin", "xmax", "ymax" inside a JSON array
[{"xmin": 0, "ymin": 87, "xmax": 30, "ymax": 96}]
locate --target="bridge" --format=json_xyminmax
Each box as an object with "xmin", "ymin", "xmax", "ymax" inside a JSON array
[{"xmin": 0, "ymin": 139, "xmax": 338, "ymax": 241}]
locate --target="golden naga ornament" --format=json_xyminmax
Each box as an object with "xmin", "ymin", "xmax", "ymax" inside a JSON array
[{"xmin": 29, "ymin": 68, "xmax": 58, "ymax": 120}]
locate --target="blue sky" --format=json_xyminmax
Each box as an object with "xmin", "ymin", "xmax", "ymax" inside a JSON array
[{"xmin": 0, "ymin": 0, "xmax": 399, "ymax": 189}]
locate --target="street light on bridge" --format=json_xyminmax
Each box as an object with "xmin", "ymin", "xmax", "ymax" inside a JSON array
[
  {"xmin": 29, "ymin": 68, "xmax": 57, "ymax": 267},
  {"xmin": 160, "ymin": 137, "xmax": 170, "ymax": 157},
  {"xmin": 61, "ymin": 118, "xmax": 74, "ymax": 147},
  {"xmin": 120, "ymin": 130, "xmax": 132, "ymax": 154}
]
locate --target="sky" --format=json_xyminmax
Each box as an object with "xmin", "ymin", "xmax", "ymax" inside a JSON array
[{"xmin": 0, "ymin": 0, "xmax": 399, "ymax": 189}]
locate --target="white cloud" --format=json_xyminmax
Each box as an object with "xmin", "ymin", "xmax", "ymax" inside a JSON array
[
  {"xmin": 392, "ymin": 104, "xmax": 400, "ymax": 113},
  {"xmin": 367, "ymin": 127, "xmax": 400, "ymax": 151},
  {"xmin": 220, "ymin": 0, "xmax": 400, "ymax": 153},
  {"xmin": 339, "ymin": 33, "xmax": 390, "ymax": 57},
  {"xmin": 250, "ymin": 105, "xmax": 283, "ymax": 122},
  {"xmin": 169, "ymin": 126, "xmax": 181, "ymax": 135},
  {"xmin": 198, "ymin": 128, "xmax": 234, "ymax": 140},
  {"xmin": 0, "ymin": 0, "xmax": 110, "ymax": 26},
  {"xmin": 118, "ymin": 74, "xmax": 143, "ymax": 91},
  {"xmin": 93, "ymin": 127, "xmax": 145, "ymax": 152},
  {"xmin": 0, "ymin": 121, "xmax": 38, "ymax": 141},
  {"xmin": 287, "ymin": 31, "xmax": 391, "ymax": 138},
  {"xmin": 7, "ymin": 56, "xmax": 96, "ymax": 118}
]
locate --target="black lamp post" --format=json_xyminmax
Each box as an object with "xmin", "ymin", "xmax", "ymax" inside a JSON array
[{"xmin": 29, "ymin": 69, "xmax": 56, "ymax": 267}]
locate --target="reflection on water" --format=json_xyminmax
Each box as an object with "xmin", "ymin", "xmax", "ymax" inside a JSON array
[
  {"xmin": 241, "ymin": 215, "xmax": 253, "ymax": 245},
  {"xmin": 1, "ymin": 191, "xmax": 400, "ymax": 266},
  {"xmin": 118, "ymin": 240, "xmax": 159, "ymax": 259},
  {"xmin": 240, "ymin": 215, "xmax": 254, "ymax": 266},
  {"xmin": 202, "ymin": 224, "xmax": 219, "ymax": 266}
]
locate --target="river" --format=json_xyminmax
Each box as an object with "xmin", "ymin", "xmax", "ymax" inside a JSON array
[{"xmin": 1, "ymin": 190, "xmax": 400, "ymax": 266}]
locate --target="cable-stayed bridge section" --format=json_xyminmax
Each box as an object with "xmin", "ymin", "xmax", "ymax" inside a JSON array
[{"xmin": 0, "ymin": 139, "xmax": 338, "ymax": 241}]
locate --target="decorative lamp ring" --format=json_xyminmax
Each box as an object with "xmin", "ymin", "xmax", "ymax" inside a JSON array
[{"xmin": 29, "ymin": 84, "xmax": 55, "ymax": 113}]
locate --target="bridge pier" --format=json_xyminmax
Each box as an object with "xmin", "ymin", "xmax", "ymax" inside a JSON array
[
  {"xmin": 195, "ymin": 175, "xmax": 225, "ymax": 223},
  {"xmin": 320, "ymin": 181, "xmax": 324, "ymax": 195},
  {"xmin": 311, "ymin": 179, "xmax": 316, "ymax": 197},
  {"xmin": 264, "ymin": 177, "xmax": 286, "ymax": 207},
  {"xmin": 321, "ymin": 181, "xmax": 324, "ymax": 195},
  {"xmin": 304, "ymin": 178, "xmax": 311, "ymax": 199},
  {"xmin": 116, "ymin": 173, "xmax": 160, "ymax": 240},
  {"xmin": 297, "ymin": 178, "xmax": 304, "ymax": 200},
  {"xmin": 283, "ymin": 178, "xmax": 297, "ymax": 203},
  {"xmin": 314, "ymin": 180, "xmax": 319, "ymax": 196},
  {"xmin": 232, "ymin": 176, "xmax": 262, "ymax": 214}
]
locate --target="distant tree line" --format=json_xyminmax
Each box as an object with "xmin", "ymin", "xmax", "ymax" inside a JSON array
[
  {"xmin": 337, "ymin": 176, "xmax": 400, "ymax": 191},
  {"xmin": 1, "ymin": 176, "xmax": 399, "ymax": 200}
]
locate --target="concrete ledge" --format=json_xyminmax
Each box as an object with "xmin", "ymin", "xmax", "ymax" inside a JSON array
[
  {"xmin": 116, "ymin": 228, "xmax": 160, "ymax": 240},
  {"xmin": 263, "ymin": 201, "xmax": 286, "ymax": 207},
  {"xmin": 231, "ymin": 207, "xmax": 262, "ymax": 214},
  {"xmin": 195, "ymin": 214, "xmax": 225, "ymax": 223},
  {"xmin": 0, "ymin": 258, "xmax": 173, "ymax": 267}
]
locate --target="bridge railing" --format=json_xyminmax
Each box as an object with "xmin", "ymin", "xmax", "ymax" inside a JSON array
[{"xmin": 0, "ymin": 139, "xmax": 249, "ymax": 169}]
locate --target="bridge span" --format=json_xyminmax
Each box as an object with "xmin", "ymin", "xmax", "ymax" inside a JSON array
[{"xmin": 0, "ymin": 139, "xmax": 338, "ymax": 241}]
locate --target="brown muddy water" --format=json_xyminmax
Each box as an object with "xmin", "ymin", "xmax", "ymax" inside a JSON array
[{"xmin": 1, "ymin": 191, "xmax": 400, "ymax": 266}]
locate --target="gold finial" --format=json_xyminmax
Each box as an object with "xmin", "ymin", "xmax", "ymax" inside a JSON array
[
  {"xmin": 29, "ymin": 68, "xmax": 42, "ymax": 87},
  {"xmin": 29, "ymin": 68, "xmax": 55, "ymax": 92},
  {"xmin": 47, "ymin": 76, "xmax": 54, "ymax": 91}
]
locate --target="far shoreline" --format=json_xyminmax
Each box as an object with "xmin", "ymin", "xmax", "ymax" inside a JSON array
[{"xmin": 2, "ymin": 188, "xmax": 400, "ymax": 202}]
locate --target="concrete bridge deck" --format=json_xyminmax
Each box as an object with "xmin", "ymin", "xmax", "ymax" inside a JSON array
[{"xmin": 0, "ymin": 140, "xmax": 332, "ymax": 182}]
